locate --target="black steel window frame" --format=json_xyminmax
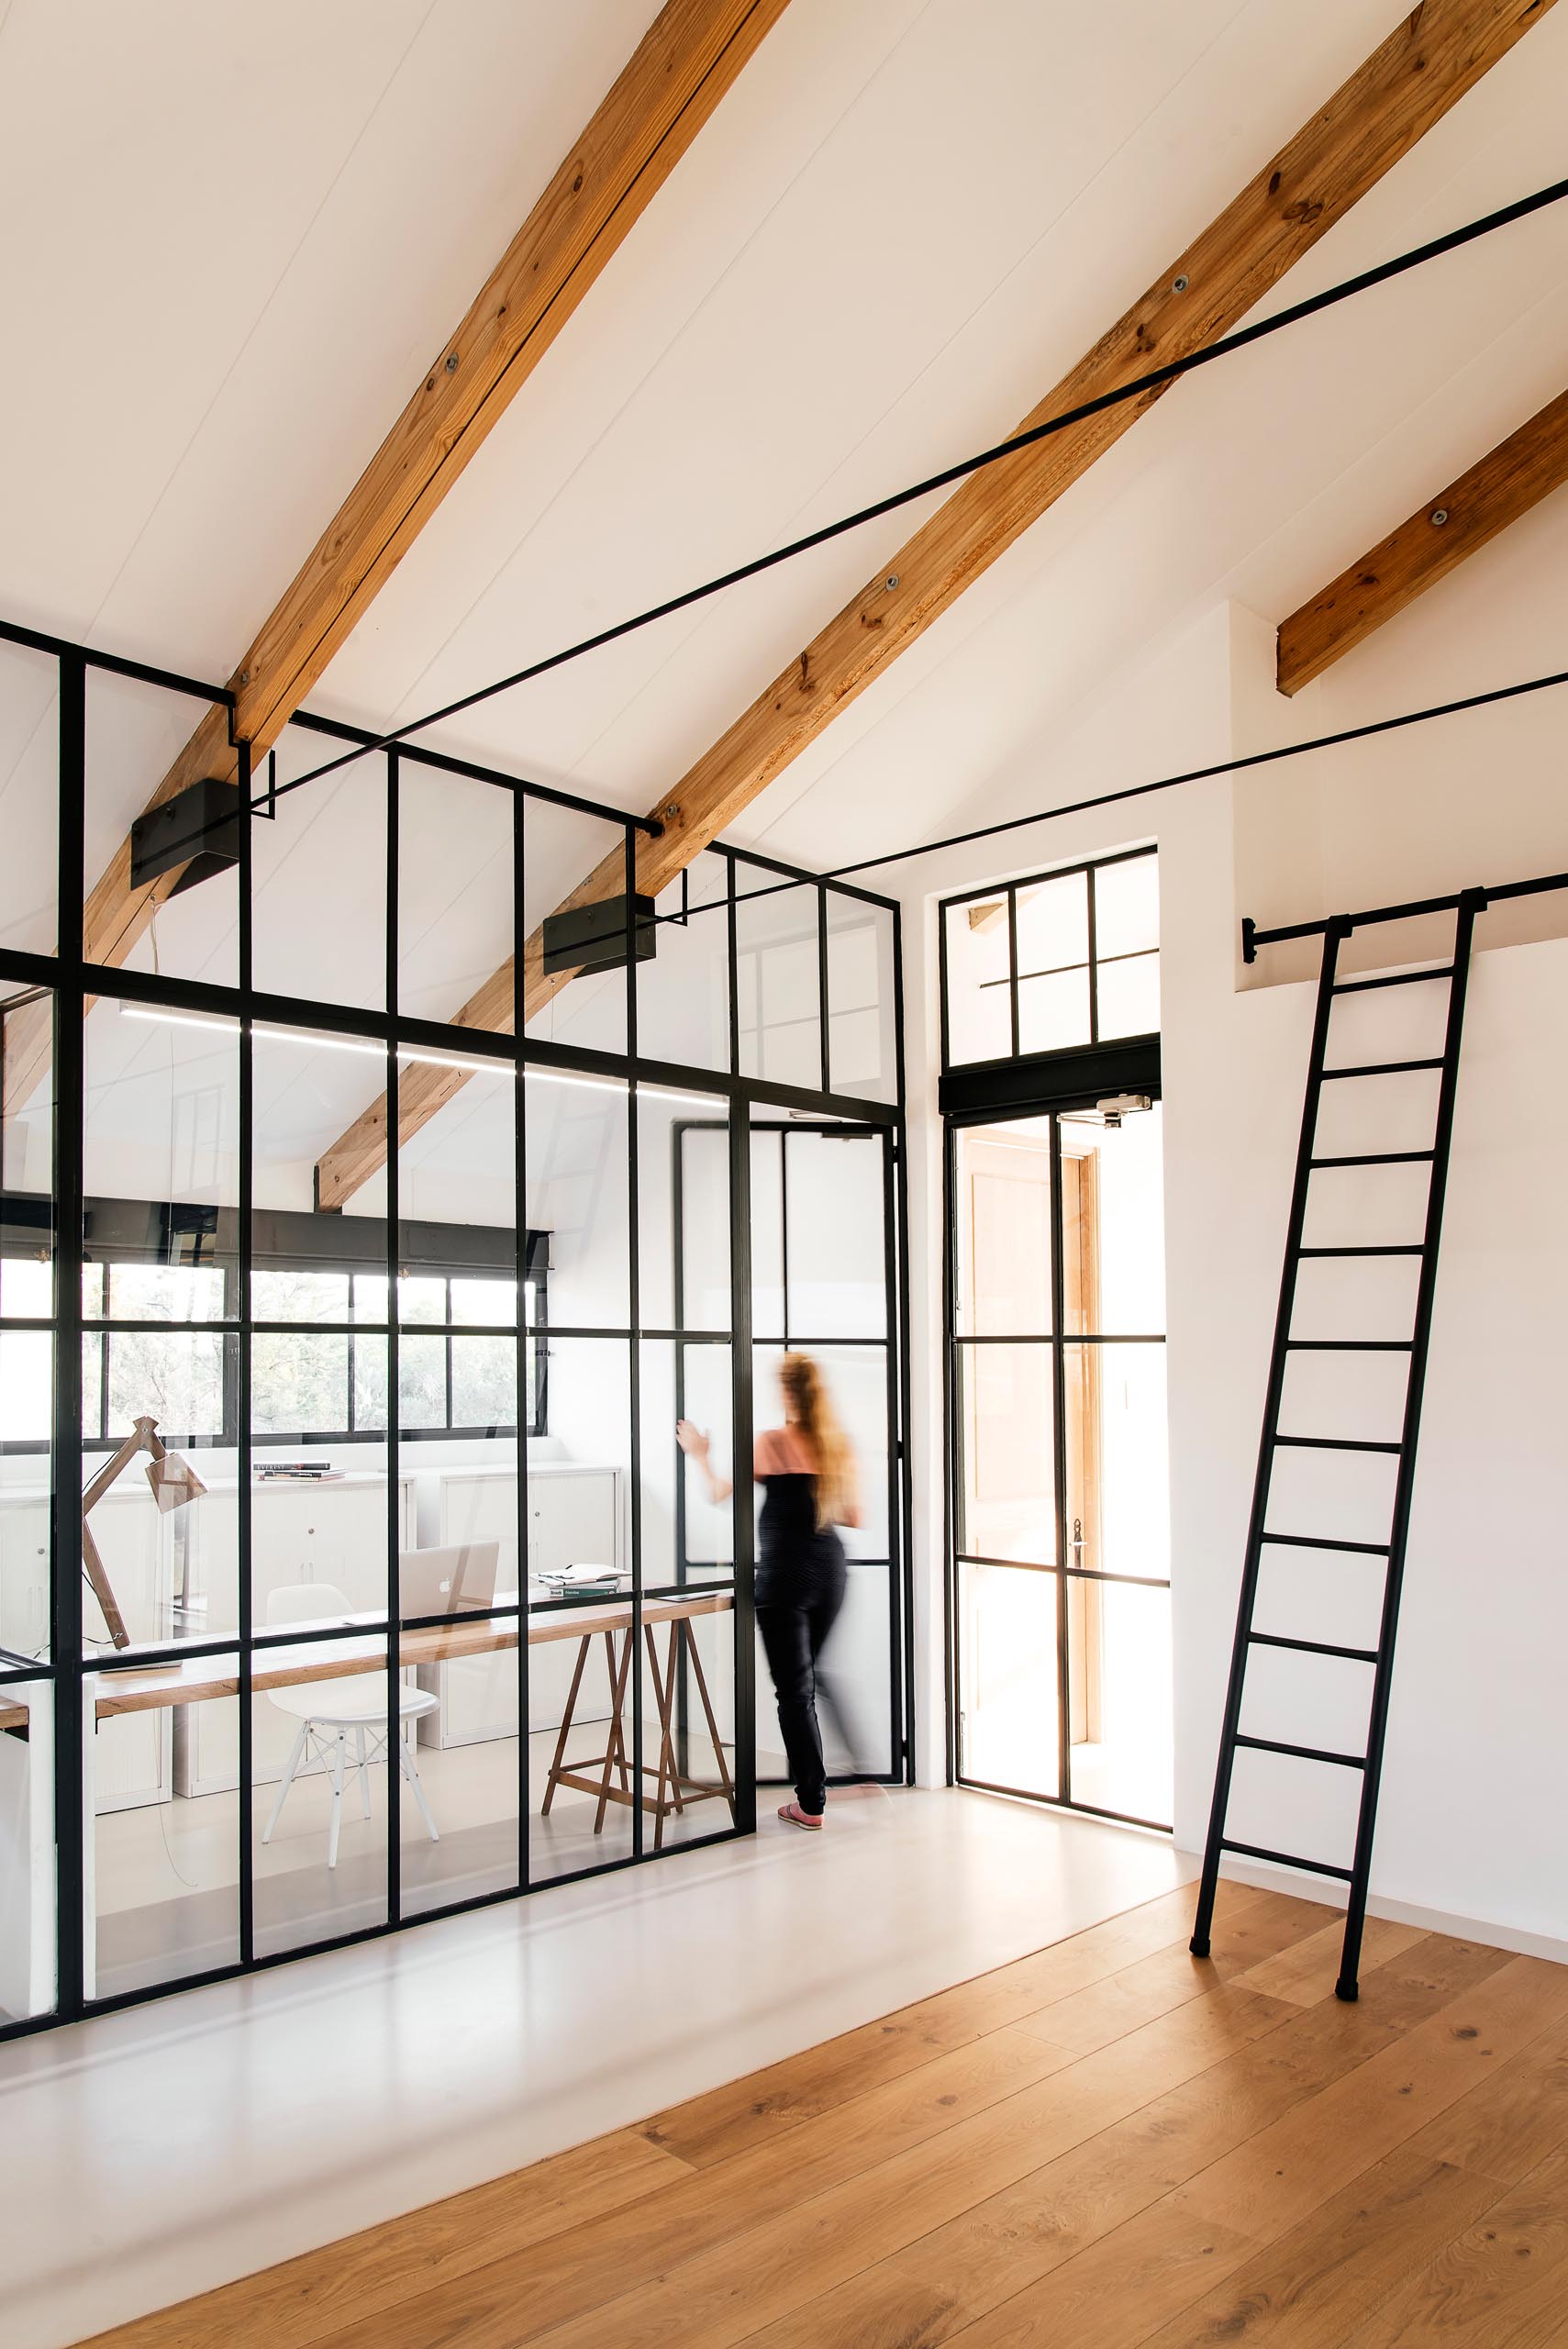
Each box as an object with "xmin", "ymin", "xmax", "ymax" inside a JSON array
[
  {"xmin": 938, "ymin": 844, "xmax": 1158, "ymax": 1076},
  {"xmin": 0, "ymin": 612, "xmax": 909, "ymax": 2043},
  {"xmin": 941, "ymin": 1057, "xmax": 1170, "ymax": 1836},
  {"xmin": 670, "ymin": 1118, "xmax": 912, "ymax": 1792},
  {"xmin": 0, "ymin": 1242, "xmax": 550, "ymax": 1453}
]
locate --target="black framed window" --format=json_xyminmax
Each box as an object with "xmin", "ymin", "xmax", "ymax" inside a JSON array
[{"xmin": 941, "ymin": 848, "xmax": 1159, "ymax": 1071}]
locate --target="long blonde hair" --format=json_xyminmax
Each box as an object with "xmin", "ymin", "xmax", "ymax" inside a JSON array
[{"xmin": 779, "ymin": 1353, "xmax": 852, "ymax": 1528}]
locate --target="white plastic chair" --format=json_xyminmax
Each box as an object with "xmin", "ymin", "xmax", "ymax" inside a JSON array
[{"xmin": 261, "ymin": 1583, "xmax": 439, "ymax": 1867}]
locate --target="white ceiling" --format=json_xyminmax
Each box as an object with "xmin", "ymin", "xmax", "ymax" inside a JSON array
[{"xmin": 3, "ymin": 0, "xmax": 1567, "ymax": 1166}]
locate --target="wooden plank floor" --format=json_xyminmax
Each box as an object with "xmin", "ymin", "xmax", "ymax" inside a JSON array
[{"xmin": 84, "ymin": 1881, "xmax": 1568, "ymax": 2349}]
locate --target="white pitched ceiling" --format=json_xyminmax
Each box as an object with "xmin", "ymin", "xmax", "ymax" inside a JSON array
[{"xmin": 3, "ymin": 0, "xmax": 1567, "ymax": 1167}]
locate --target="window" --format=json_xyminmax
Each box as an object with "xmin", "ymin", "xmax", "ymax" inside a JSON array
[
  {"xmin": 4, "ymin": 1243, "xmax": 550, "ymax": 1450},
  {"xmin": 941, "ymin": 849, "xmax": 1159, "ymax": 1070}
]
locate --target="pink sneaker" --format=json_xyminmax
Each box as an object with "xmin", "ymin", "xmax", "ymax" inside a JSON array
[{"xmin": 778, "ymin": 1802, "xmax": 823, "ymax": 1831}]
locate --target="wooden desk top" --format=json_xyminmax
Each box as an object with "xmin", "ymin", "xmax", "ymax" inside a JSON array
[{"xmin": 0, "ymin": 1589, "xmax": 734, "ymax": 1728}]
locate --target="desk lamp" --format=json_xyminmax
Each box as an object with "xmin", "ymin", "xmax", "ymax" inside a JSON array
[{"xmin": 82, "ymin": 1416, "xmax": 206, "ymax": 1649}]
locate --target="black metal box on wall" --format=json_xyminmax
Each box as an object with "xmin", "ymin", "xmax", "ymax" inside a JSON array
[
  {"xmin": 541, "ymin": 893, "xmax": 657, "ymax": 976},
  {"xmin": 128, "ymin": 777, "xmax": 240, "ymax": 896}
]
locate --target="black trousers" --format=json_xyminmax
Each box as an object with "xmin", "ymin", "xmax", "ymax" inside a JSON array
[{"xmin": 756, "ymin": 1537, "xmax": 847, "ymax": 1815}]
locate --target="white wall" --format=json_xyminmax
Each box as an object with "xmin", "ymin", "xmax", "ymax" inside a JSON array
[{"xmin": 892, "ymin": 580, "xmax": 1568, "ymax": 1955}]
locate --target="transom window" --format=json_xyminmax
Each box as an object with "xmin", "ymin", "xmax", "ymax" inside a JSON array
[{"xmin": 941, "ymin": 849, "xmax": 1159, "ymax": 1071}]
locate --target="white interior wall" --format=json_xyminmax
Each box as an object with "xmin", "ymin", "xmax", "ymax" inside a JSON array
[{"xmin": 892, "ymin": 579, "xmax": 1568, "ymax": 1955}]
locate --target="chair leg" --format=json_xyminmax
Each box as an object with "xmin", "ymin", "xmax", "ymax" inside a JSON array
[
  {"xmin": 398, "ymin": 1735, "xmax": 439, "ymax": 1842},
  {"xmin": 262, "ymin": 1722, "xmax": 308, "ymax": 1846},
  {"xmin": 355, "ymin": 1724, "xmax": 372, "ymax": 1819},
  {"xmin": 328, "ymin": 1731, "xmax": 347, "ymax": 1869}
]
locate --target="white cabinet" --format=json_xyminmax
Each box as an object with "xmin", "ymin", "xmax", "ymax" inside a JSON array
[
  {"xmin": 176, "ymin": 1475, "xmax": 417, "ymax": 1796},
  {"xmin": 418, "ymin": 1464, "xmax": 620, "ymax": 1746},
  {"xmin": 0, "ymin": 1486, "xmax": 172, "ymax": 1813}
]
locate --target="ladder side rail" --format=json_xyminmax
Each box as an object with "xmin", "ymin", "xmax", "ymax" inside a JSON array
[
  {"xmin": 1191, "ymin": 917, "xmax": 1350, "ymax": 1956},
  {"xmin": 1334, "ymin": 889, "xmax": 1484, "ymax": 1999}
]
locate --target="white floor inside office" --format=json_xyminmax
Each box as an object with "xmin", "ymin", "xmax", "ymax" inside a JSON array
[{"xmin": 0, "ymin": 1787, "xmax": 1188, "ymax": 2349}]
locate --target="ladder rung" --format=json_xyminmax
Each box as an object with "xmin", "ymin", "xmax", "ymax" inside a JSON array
[
  {"xmin": 1331, "ymin": 968, "xmax": 1454, "ymax": 996},
  {"xmin": 1320, "ymin": 1058, "xmax": 1445, "ymax": 1079},
  {"xmin": 1234, "ymin": 1733, "xmax": 1367, "ymax": 1771},
  {"xmin": 1284, "ymin": 1339, "xmax": 1415, "ymax": 1352},
  {"xmin": 1309, "ymin": 1151, "xmax": 1435, "ymax": 1168},
  {"xmin": 1220, "ymin": 1839, "xmax": 1354, "ymax": 1883},
  {"xmin": 1262, "ymin": 1533, "xmax": 1391, "ymax": 1556},
  {"xmin": 1249, "ymin": 1631, "xmax": 1380, "ymax": 1664},
  {"xmin": 1273, "ymin": 1435, "xmax": 1401, "ymax": 1454},
  {"xmin": 1296, "ymin": 1244, "xmax": 1425, "ymax": 1259}
]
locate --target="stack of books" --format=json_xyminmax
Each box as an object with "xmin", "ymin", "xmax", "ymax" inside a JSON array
[{"xmin": 255, "ymin": 1461, "xmax": 344, "ymax": 1483}]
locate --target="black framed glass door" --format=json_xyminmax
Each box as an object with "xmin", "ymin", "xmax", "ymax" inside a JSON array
[{"xmin": 947, "ymin": 1092, "xmax": 1171, "ymax": 1829}]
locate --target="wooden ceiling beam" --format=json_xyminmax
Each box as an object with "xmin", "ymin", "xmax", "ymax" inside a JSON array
[
  {"xmin": 1276, "ymin": 384, "xmax": 1568, "ymax": 694},
  {"xmin": 315, "ymin": 0, "xmax": 1555, "ymax": 1210},
  {"xmin": 1, "ymin": 0, "xmax": 789, "ymax": 1118}
]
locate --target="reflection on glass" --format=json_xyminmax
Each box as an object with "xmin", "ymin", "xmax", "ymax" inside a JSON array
[
  {"xmin": 958, "ymin": 1562, "xmax": 1060, "ymax": 1797},
  {"xmin": 943, "ymin": 897, "xmax": 1010, "ymax": 1066},
  {"xmin": 953, "ymin": 1119, "xmax": 1051, "ymax": 1337},
  {"xmin": 1015, "ymin": 872, "xmax": 1087, "ymax": 974},
  {"xmin": 93, "ymin": 1675, "xmax": 241, "ymax": 1998},
  {"xmin": 958, "ymin": 1342, "xmax": 1054, "ymax": 1565}
]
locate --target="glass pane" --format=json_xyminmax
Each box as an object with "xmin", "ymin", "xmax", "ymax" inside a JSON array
[
  {"xmin": 0, "ymin": 1673, "xmax": 54, "ymax": 2018},
  {"xmin": 522, "ymin": 798, "xmax": 627, "ymax": 1058},
  {"xmin": 668, "ymin": 1116, "xmax": 731, "ymax": 1337},
  {"xmin": 397, "ymin": 1050, "xmax": 516, "ymax": 1239},
  {"xmin": 253, "ymin": 1024, "xmax": 389, "ymax": 1254},
  {"xmin": 736, "ymin": 875, "xmax": 822, "ymax": 1091},
  {"xmin": 1018, "ymin": 967, "xmax": 1090, "ymax": 1054},
  {"xmin": 251, "ymin": 1632, "xmax": 391, "ymax": 1956},
  {"xmin": 93, "ymin": 1670, "xmax": 239, "ymax": 1998},
  {"xmin": 451, "ymin": 1278, "xmax": 516, "ymax": 1328},
  {"xmin": 0, "ymin": 977, "xmax": 54, "ymax": 1221},
  {"xmin": 398, "ymin": 763, "xmax": 510, "ymax": 1026},
  {"xmin": 1063, "ymin": 1343, "xmax": 1170, "ymax": 1585},
  {"xmin": 84, "ymin": 996, "xmax": 239, "ymax": 1298},
  {"xmin": 1066, "ymin": 1578, "xmax": 1172, "ymax": 1825},
  {"xmin": 956, "ymin": 1342, "xmax": 1054, "ymax": 1566},
  {"xmin": 1015, "ymin": 872, "xmax": 1087, "ymax": 976},
  {"xmin": 86, "ymin": 671, "xmax": 236, "ymax": 986},
  {"xmin": 957, "ymin": 1562, "xmax": 1060, "ymax": 1797},
  {"xmin": 396, "ymin": 1333, "xmax": 447, "ymax": 1430},
  {"xmin": 403, "ymin": 1540, "xmax": 521, "ymax": 1920},
  {"xmin": 523, "ymin": 1071, "xmax": 628, "ymax": 1332},
  {"xmin": 1093, "ymin": 856, "xmax": 1159, "ymax": 959},
  {"xmin": 527, "ymin": 1339, "xmax": 631, "ymax": 1884},
  {"xmin": 953, "ymin": 1117, "xmax": 1051, "ymax": 1337},
  {"xmin": 451, "ymin": 1335, "xmax": 517, "ymax": 1430},
  {"xmin": 252, "ymin": 718, "xmax": 386, "ymax": 1014},
  {"xmin": 826, "ymin": 896, "xmax": 897, "ymax": 1105},
  {"xmin": 639, "ymin": 1340, "xmax": 739, "ymax": 1851},
  {"xmin": 0, "ymin": 1330, "xmax": 50, "ymax": 1663},
  {"xmin": 750, "ymin": 1129, "xmax": 785, "ymax": 1343},
  {"xmin": 637, "ymin": 850, "xmax": 731, "ymax": 1074},
  {"xmin": 782, "ymin": 1129, "xmax": 886, "ymax": 1341},
  {"xmin": 1096, "ymin": 952, "xmax": 1160, "ymax": 1039},
  {"xmin": 397, "ymin": 1277, "xmax": 446, "ymax": 1328},
  {"xmin": 943, "ymin": 896, "xmax": 1010, "ymax": 1067},
  {"xmin": 252, "ymin": 1269, "xmax": 350, "ymax": 1326},
  {"xmin": 250, "ymin": 1421, "xmax": 396, "ymax": 1638},
  {"xmin": 1060, "ymin": 1105, "xmax": 1165, "ymax": 1337},
  {"xmin": 0, "ymin": 640, "xmax": 59, "ymax": 955},
  {"xmin": 253, "ymin": 1330, "xmax": 349, "ymax": 1434},
  {"xmin": 87, "ymin": 1331, "xmax": 237, "ymax": 1654}
]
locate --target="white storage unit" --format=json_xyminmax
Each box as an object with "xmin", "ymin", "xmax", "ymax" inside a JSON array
[
  {"xmin": 417, "ymin": 1463, "xmax": 621, "ymax": 1746},
  {"xmin": 176, "ymin": 1474, "xmax": 417, "ymax": 1796},
  {"xmin": 1, "ymin": 1485, "xmax": 175, "ymax": 1814}
]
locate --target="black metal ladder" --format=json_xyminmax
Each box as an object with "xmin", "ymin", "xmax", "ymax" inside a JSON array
[{"xmin": 1190, "ymin": 889, "xmax": 1483, "ymax": 2000}]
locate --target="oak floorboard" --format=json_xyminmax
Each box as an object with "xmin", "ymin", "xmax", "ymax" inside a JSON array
[{"xmin": 84, "ymin": 1888, "xmax": 1566, "ymax": 2349}]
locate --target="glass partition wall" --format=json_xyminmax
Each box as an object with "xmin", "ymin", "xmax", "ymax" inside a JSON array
[{"xmin": 0, "ymin": 619, "xmax": 909, "ymax": 2037}]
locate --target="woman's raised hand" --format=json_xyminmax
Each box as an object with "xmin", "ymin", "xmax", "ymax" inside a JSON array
[{"xmin": 674, "ymin": 1419, "xmax": 709, "ymax": 1461}]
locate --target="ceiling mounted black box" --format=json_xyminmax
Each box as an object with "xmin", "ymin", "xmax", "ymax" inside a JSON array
[
  {"xmin": 129, "ymin": 777, "xmax": 240, "ymax": 898},
  {"xmin": 541, "ymin": 893, "xmax": 657, "ymax": 977}
]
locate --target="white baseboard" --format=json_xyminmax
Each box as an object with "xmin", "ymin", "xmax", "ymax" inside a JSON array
[{"xmin": 1174, "ymin": 1850, "xmax": 1568, "ymax": 1969}]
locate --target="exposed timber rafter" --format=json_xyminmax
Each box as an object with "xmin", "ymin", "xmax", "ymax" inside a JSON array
[
  {"xmin": 314, "ymin": 0, "xmax": 1556, "ymax": 1210},
  {"xmin": 1, "ymin": 0, "xmax": 790, "ymax": 1118},
  {"xmin": 1276, "ymin": 384, "xmax": 1568, "ymax": 694}
]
